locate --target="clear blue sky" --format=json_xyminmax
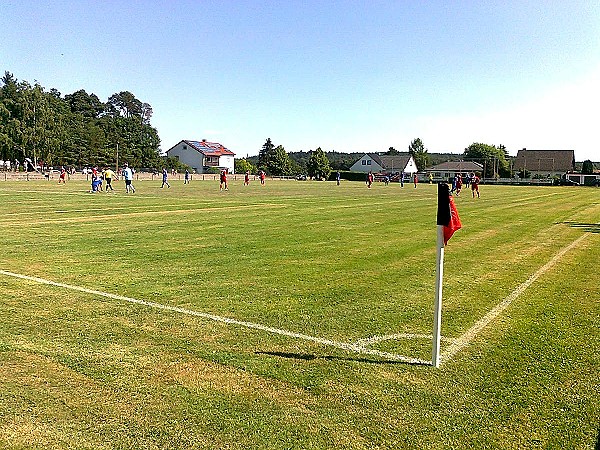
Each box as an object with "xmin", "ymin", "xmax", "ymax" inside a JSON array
[{"xmin": 2, "ymin": 0, "xmax": 599, "ymax": 161}]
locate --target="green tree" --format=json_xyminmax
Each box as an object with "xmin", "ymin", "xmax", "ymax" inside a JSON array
[
  {"xmin": 0, "ymin": 74, "xmax": 162, "ymax": 169},
  {"xmin": 408, "ymin": 138, "xmax": 430, "ymax": 171},
  {"xmin": 386, "ymin": 146, "xmax": 399, "ymax": 155},
  {"xmin": 106, "ymin": 91, "xmax": 142, "ymax": 118},
  {"xmin": 258, "ymin": 138, "xmax": 274, "ymax": 170},
  {"xmin": 235, "ymin": 158, "xmax": 256, "ymax": 174},
  {"xmin": 307, "ymin": 147, "xmax": 331, "ymax": 180},
  {"xmin": 266, "ymin": 145, "xmax": 292, "ymax": 175},
  {"xmin": 64, "ymin": 89, "xmax": 104, "ymax": 118},
  {"xmin": 582, "ymin": 160, "xmax": 594, "ymax": 174},
  {"xmin": 463, "ymin": 142, "xmax": 510, "ymax": 178},
  {"xmin": 288, "ymin": 158, "xmax": 304, "ymax": 175}
]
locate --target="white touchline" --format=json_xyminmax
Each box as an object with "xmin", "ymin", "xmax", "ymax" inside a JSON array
[
  {"xmin": 355, "ymin": 333, "xmax": 458, "ymax": 348},
  {"xmin": 0, "ymin": 270, "xmax": 429, "ymax": 365},
  {"xmin": 441, "ymin": 233, "xmax": 590, "ymax": 364}
]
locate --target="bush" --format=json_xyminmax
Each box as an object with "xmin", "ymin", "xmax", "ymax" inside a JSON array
[{"xmin": 338, "ymin": 171, "xmax": 371, "ymax": 182}]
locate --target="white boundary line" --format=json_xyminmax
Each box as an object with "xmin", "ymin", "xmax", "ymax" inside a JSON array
[
  {"xmin": 355, "ymin": 333, "xmax": 458, "ymax": 347},
  {"xmin": 0, "ymin": 270, "xmax": 429, "ymax": 365},
  {"xmin": 3, "ymin": 232, "xmax": 587, "ymax": 367},
  {"xmin": 441, "ymin": 233, "xmax": 590, "ymax": 364}
]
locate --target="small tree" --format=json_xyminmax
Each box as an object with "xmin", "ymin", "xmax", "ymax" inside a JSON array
[
  {"xmin": 307, "ymin": 147, "xmax": 331, "ymax": 180},
  {"xmin": 235, "ymin": 158, "xmax": 256, "ymax": 174},
  {"xmin": 266, "ymin": 145, "xmax": 292, "ymax": 175},
  {"xmin": 258, "ymin": 138, "xmax": 274, "ymax": 170},
  {"xmin": 464, "ymin": 142, "xmax": 510, "ymax": 178},
  {"xmin": 408, "ymin": 138, "xmax": 430, "ymax": 171},
  {"xmin": 582, "ymin": 159, "xmax": 594, "ymax": 174}
]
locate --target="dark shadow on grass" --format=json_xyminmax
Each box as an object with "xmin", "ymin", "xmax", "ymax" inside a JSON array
[
  {"xmin": 595, "ymin": 426, "xmax": 600, "ymax": 450},
  {"xmin": 255, "ymin": 351, "xmax": 430, "ymax": 366},
  {"xmin": 562, "ymin": 221, "xmax": 600, "ymax": 233}
]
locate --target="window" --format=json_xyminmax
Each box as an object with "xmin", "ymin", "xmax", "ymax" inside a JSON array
[
  {"xmin": 362, "ymin": 160, "xmax": 366, "ymax": 165},
  {"xmin": 367, "ymin": 160, "xmax": 371, "ymax": 165},
  {"xmin": 183, "ymin": 145, "xmax": 187, "ymax": 150}
]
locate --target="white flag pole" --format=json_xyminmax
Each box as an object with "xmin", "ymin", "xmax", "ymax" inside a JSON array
[{"xmin": 432, "ymin": 224, "xmax": 445, "ymax": 367}]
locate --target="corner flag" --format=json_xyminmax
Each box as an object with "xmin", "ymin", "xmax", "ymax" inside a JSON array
[
  {"xmin": 436, "ymin": 182, "xmax": 462, "ymax": 245},
  {"xmin": 432, "ymin": 182, "xmax": 462, "ymax": 367}
]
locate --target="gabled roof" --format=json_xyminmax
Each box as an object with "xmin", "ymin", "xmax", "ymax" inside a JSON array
[
  {"xmin": 427, "ymin": 161, "xmax": 483, "ymax": 171},
  {"xmin": 168, "ymin": 140, "xmax": 235, "ymax": 157},
  {"xmin": 356, "ymin": 153, "xmax": 413, "ymax": 170},
  {"xmin": 514, "ymin": 149, "xmax": 574, "ymax": 172},
  {"xmin": 378, "ymin": 154, "xmax": 412, "ymax": 171},
  {"xmin": 185, "ymin": 140, "xmax": 235, "ymax": 156},
  {"xmin": 359, "ymin": 153, "xmax": 384, "ymax": 167}
]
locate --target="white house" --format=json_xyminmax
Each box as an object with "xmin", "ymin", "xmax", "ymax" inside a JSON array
[
  {"xmin": 166, "ymin": 140, "xmax": 235, "ymax": 174},
  {"xmin": 350, "ymin": 153, "xmax": 418, "ymax": 174}
]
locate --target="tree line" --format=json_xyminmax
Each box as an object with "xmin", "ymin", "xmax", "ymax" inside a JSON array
[
  {"xmin": 7, "ymin": 71, "xmax": 590, "ymax": 178},
  {"xmin": 0, "ymin": 71, "xmax": 161, "ymax": 170},
  {"xmin": 237, "ymin": 137, "xmax": 521, "ymax": 179}
]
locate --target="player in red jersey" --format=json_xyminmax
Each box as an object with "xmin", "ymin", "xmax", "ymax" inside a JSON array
[
  {"xmin": 220, "ymin": 170, "xmax": 228, "ymax": 191},
  {"xmin": 471, "ymin": 173, "xmax": 480, "ymax": 198}
]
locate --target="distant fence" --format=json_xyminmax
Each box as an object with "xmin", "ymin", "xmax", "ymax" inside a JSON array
[{"xmin": 1, "ymin": 172, "xmax": 595, "ymax": 187}]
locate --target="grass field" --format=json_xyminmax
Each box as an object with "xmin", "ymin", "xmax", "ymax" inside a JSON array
[{"xmin": 0, "ymin": 178, "xmax": 598, "ymax": 449}]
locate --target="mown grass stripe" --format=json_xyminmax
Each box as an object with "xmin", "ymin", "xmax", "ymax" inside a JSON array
[
  {"xmin": 441, "ymin": 232, "xmax": 590, "ymax": 363},
  {"xmin": 0, "ymin": 269, "xmax": 430, "ymax": 365}
]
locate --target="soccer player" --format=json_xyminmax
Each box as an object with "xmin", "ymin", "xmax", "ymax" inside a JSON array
[
  {"xmin": 471, "ymin": 173, "xmax": 480, "ymax": 198},
  {"xmin": 220, "ymin": 169, "xmax": 228, "ymax": 191},
  {"xmin": 184, "ymin": 169, "xmax": 190, "ymax": 184},
  {"xmin": 58, "ymin": 166, "xmax": 66, "ymax": 183},
  {"xmin": 456, "ymin": 174, "xmax": 463, "ymax": 196},
  {"xmin": 367, "ymin": 171, "xmax": 373, "ymax": 188},
  {"xmin": 103, "ymin": 167, "xmax": 115, "ymax": 191},
  {"xmin": 161, "ymin": 168, "xmax": 171, "ymax": 188},
  {"xmin": 122, "ymin": 163, "xmax": 135, "ymax": 193},
  {"xmin": 244, "ymin": 170, "xmax": 250, "ymax": 186}
]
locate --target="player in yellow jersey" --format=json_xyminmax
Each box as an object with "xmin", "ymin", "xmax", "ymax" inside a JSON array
[{"xmin": 103, "ymin": 167, "xmax": 116, "ymax": 191}]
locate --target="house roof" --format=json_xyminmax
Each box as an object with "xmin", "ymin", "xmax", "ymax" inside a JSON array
[
  {"xmin": 359, "ymin": 153, "xmax": 383, "ymax": 167},
  {"xmin": 168, "ymin": 140, "xmax": 235, "ymax": 157},
  {"xmin": 514, "ymin": 149, "xmax": 574, "ymax": 172},
  {"xmin": 356, "ymin": 153, "xmax": 413, "ymax": 171},
  {"xmin": 378, "ymin": 155, "xmax": 413, "ymax": 171},
  {"xmin": 427, "ymin": 161, "xmax": 484, "ymax": 172}
]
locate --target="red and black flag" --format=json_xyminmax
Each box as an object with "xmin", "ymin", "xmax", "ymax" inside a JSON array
[{"xmin": 436, "ymin": 182, "xmax": 462, "ymax": 245}]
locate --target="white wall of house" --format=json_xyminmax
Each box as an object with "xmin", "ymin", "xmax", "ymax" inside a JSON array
[
  {"xmin": 350, "ymin": 154, "xmax": 418, "ymax": 174},
  {"xmin": 403, "ymin": 157, "xmax": 418, "ymax": 174},
  {"xmin": 166, "ymin": 141, "xmax": 235, "ymax": 174},
  {"xmin": 167, "ymin": 142, "xmax": 205, "ymax": 173},
  {"xmin": 349, "ymin": 155, "xmax": 384, "ymax": 173},
  {"xmin": 219, "ymin": 155, "xmax": 235, "ymax": 174}
]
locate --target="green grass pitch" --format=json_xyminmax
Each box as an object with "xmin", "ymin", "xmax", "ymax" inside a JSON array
[{"xmin": 0, "ymin": 178, "xmax": 598, "ymax": 449}]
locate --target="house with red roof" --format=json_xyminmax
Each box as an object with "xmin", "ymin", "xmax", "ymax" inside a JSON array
[{"xmin": 166, "ymin": 139, "xmax": 236, "ymax": 174}]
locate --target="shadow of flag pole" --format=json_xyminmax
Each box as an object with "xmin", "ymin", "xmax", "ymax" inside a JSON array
[{"xmin": 433, "ymin": 182, "xmax": 461, "ymax": 367}]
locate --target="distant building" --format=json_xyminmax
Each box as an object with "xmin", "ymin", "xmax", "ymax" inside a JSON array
[
  {"xmin": 350, "ymin": 153, "xmax": 418, "ymax": 174},
  {"xmin": 514, "ymin": 149, "xmax": 575, "ymax": 178},
  {"xmin": 424, "ymin": 161, "xmax": 484, "ymax": 181},
  {"xmin": 166, "ymin": 140, "xmax": 235, "ymax": 174}
]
